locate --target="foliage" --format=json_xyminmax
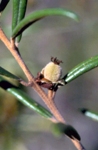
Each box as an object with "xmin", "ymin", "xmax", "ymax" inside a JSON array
[{"xmin": 1, "ymin": 0, "xmax": 98, "ymax": 150}]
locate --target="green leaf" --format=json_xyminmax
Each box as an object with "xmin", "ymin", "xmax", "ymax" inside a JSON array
[
  {"xmin": 12, "ymin": 0, "xmax": 27, "ymax": 42},
  {"xmin": 0, "ymin": 66, "xmax": 20, "ymax": 80},
  {"xmin": 0, "ymin": 0, "xmax": 10, "ymax": 13},
  {"xmin": 80, "ymin": 108, "xmax": 98, "ymax": 122},
  {"xmin": 12, "ymin": 0, "xmax": 19, "ymax": 31},
  {"xmin": 17, "ymin": 0, "xmax": 27, "ymax": 42},
  {"xmin": 8, "ymin": 87, "xmax": 53, "ymax": 118},
  {"xmin": 52, "ymin": 123, "xmax": 80, "ymax": 140},
  {"xmin": 12, "ymin": 8, "xmax": 79, "ymax": 39},
  {"xmin": 0, "ymin": 76, "xmax": 52, "ymax": 119},
  {"xmin": 63, "ymin": 55, "xmax": 98, "ymax": 83}
]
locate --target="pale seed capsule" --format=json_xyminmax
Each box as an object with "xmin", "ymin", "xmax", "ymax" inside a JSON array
[{"xmin": 41, "ymin": 57, "xmax": 62, "ymax": 83}]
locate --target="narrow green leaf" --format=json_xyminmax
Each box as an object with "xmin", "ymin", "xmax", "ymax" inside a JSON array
[
  {"xmin": 0, "ymin": 76, "xmax": 52, "ymax": 118},
  {"xmin": 63, "ymin": 55, "xmax": 98, "ymax": 83},
  {"xmin": 16, "ymin": 0, "xmax": 27, "ymax": 42},
  {"xmin": 0, "ymin": 0, "xmax": 10, "ymax": 13},
  {"xmin": 52, "ymin": 123, "xmax": 81, "ymax": 141},
  {"xmin": 12, "ymin": 0, "xmax": 20, "ymax": 30},
  {"xmin": 8, "ymin": 88, "xmax": 53, "ymax": 118},
  {"xmin": 80, "ymin": 108, "xmax": 98, "ymax": 122},
  {"xmin": 12, "ymin": 8, "xmax": 79, "ymax": 39},
  {"xmin": 17, "ymin": 0, "xmax": 27, "ymax": 24},
  {"xmin": 0, "ymin": 66, "xmax": 20, "ymax": 80},
  {"xmin": 12, "ymin": 0, "xmax": 27, "ymax": 42}
]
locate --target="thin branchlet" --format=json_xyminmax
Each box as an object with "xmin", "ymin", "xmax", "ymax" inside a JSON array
[
  {"xmin": 0, "ymin": 28, "xmax": 65, "ymax": 123},
  {"xmin": 0, "ymin": 28, "xmax": 86, "ymax": 150}
]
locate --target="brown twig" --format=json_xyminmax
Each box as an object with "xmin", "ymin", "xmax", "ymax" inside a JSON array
[
  {"xmin": 48, "ymin": 90, "xmax": 56, "ymax": 100},
  {"xmin": 0, "ymin": 28, "xmax": 86, "ymax": 150},
  {"xmin": 71, "ymin": 138, "xmax": 86, "ymax": 150},
  {"xmin": 0, "ymin": 28, "xmax": 65, "ymax": 123}
]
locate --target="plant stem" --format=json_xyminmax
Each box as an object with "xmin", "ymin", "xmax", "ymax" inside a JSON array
[
  {"xmin": 0, "ymin": 28, "xmax": 65, "ymax": 123},
  {"xmin": 71, "ymin": 138, "xmax": 86, "ymax": 150},
  {"xmin": 0, "ymin": 28, "xmax": 86, "ymax": 150},
  {"xmin": 0, "ymin": 29, "xmax": 33, "ymax": 81},
  {"xmin": 48, "ymin": 90, "xmax": 56, "ymax": 100}
]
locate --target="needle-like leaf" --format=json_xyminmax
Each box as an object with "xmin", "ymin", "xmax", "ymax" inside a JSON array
[
  {"xmin": 63, "ymin": 55, "xmax": 98, "ymax": 83},
  {"xmin": 0, "ymin": 76, "xmax": 53, "ymax": 119},
  {"xmin": 52, "ymin": 123, "xmax": 81, "ymax": 141},
  {"xmin": 12, "ymin": 8, "xmax": 79, "ymax": 39},
  {"xmin": 12, "ymin": 0, "xmax": 27, "ymax": 42},
  {"xmin": 80, "ymin": 108, "xmax": 98, "ymax": 122},
  {"xmin": 0, "ymin": 66, "xmax": 20, "ymax": 80},
  {"xmin": 0, "ymin": 0, "xmax": 10, "ymax": 13}
]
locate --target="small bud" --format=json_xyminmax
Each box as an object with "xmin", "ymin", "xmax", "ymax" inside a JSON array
[{"xmin": 41, "ymin": 57, "xmax": 62, "ymax": 83}]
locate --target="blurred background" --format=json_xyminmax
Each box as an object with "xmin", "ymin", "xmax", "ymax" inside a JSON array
[{"xmin": 0, "ymin": 0, "xmax": 98, "ymax": 150}]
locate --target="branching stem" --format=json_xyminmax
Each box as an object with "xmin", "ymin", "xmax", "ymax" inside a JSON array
[
  {"xmin": 0, "ymin": 28, "xmax": 86, "ymax": 150},
  {"xmin": 0, "ymin": 28, "xmax": 65, "ymax": 123}
]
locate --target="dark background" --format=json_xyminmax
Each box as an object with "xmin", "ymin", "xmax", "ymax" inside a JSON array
[{"xmin": 0, "ymin": 0, "xmax": 98, "ymax": 150}]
